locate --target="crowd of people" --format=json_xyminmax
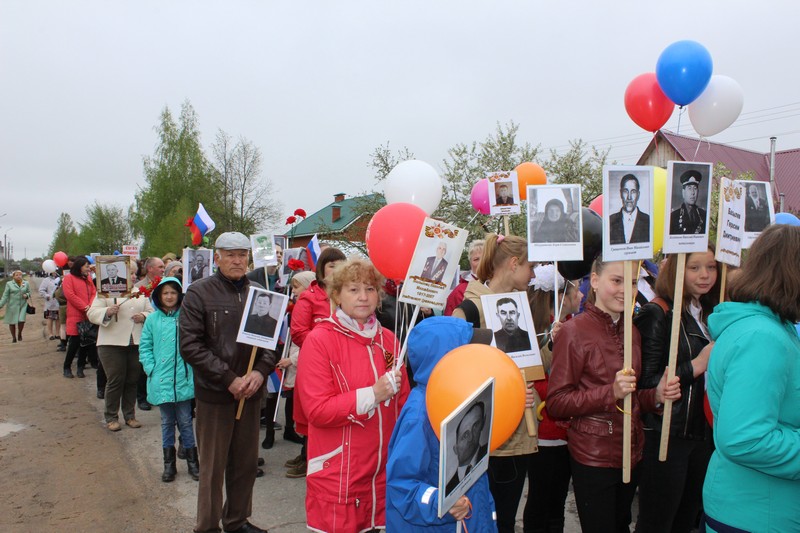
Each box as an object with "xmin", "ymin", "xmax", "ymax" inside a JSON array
[{"xmin": 4, "ymin": 221, "xmax": 798, "ymax": 533}]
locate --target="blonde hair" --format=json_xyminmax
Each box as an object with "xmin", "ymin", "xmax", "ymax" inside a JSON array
[
  {"xmin": 476, "ymin": 234, "xmax": 527, "ymax": 282},
  {"xmin": 328, "ymin": 257, "xmax": 385, "ymax": 307}
]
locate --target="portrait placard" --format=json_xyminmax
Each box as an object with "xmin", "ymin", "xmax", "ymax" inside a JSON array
[
  {"xmin": 527, "ymin": 184, "xmax": 583, "ymax": 261},
  {"xmin": 663, "ymin": 161, "xmax": 713, "ymax": 254},
  {"xmin": 95, "ymin": 255, "xmax": 133, "ymax": 298},
  {"xmin": 602, "ymin": 165, "xmax": 654, "ymax": 261},
  {"xmin": 738, "ymin": 180, "xmax": 775, "ymax": 248},
  {"xmin": 438, "ymin": 378, "xmax": 494, "ymax": 518},
  {"xmin": 250, "ymin": 234, "xmax": 277, "ymax": 269},
  {"xmin": 399, "ymin": 218, "xmax": 468, "ymax": 311},
  {"xmin": 183, "ymin": 248, "xmax": 213, "ymax": 293},
  {"xmin": 715, "ymin": 177, "xmax": 745, "ymax": 267},
  {"xmin": 280, "ymin": 247, "xmax": 310, "ymax": 287},
  {"xmin": 480, "ymin": 292, "xmax": 543, "ymax": 377},
  {"xmin": 121, "ymin": 245, "xmax": 140, "ymax": 259},
  {"xmin": 236, "ymin": 286, "xmax": 290, "ymax": 350},
  {"xmin": 488, "ymin": 171, "xmax": 521, "ymax": 216}
]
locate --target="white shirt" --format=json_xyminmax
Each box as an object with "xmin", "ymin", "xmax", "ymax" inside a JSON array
[{"xmin": 622, "ymin": 208, "xmax": 640, "ymax": 243}]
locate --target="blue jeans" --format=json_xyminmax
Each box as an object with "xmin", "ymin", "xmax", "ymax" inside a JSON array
[{"xmin": 159, "ymin": 400, "xmax": 196, "ymax": 449}]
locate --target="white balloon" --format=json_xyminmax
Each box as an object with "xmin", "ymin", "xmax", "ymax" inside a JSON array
[
  {"xmin": 384, "ymin": 160, "xmax": 443, "ymax": 215},
  {"xmin": 42, "ymin": 259, "xmax": 57, "ymax": 274},
  {"xmin": 688, "ymin": 75, "xmax": 744, "ymax": 137}
]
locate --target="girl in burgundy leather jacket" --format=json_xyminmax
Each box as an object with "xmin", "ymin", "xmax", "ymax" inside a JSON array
[{"xmin": 548, "ymin": 257, "xmax": 680, "ymax": 533}]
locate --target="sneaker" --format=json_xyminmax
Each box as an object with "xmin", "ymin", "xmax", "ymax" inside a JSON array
[
  {"xmin": 285, "ymin": 461, "xmax": 307, "ymax": 478},
  {"xmin": 284, "ymin": 454, "xmax": 304, "ymax": 468},
  {"xmin": 107, "ymin": 421, "xmax": 121, "ymax": 432},
  {"xmin": 125, "ymin": 419, "xmax": 142, "ymax": 428}
]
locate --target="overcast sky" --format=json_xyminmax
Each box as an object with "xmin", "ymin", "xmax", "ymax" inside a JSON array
[{"xmin": 2, "ymin": 0, "xmax": 798, "ymax": 259}]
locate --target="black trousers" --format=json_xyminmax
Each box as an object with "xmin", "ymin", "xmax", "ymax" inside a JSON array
[
  {"xmin": 63, "ymin": 335, "xmax": 95, "ymax": 370},
  {"xmin": 635, "ymin": 431, "xmax": 713, "ymax": 533},
  {"xmin": 524, "ymin": 445, "xmax": 571, "ymax": 533},
  {"xmin": 570, "ymin": 458, "xmax": 639, "ymax": 533},
  {"xmin": 488, "ymin": 454, "xmax": 534, "ymax": 533}
]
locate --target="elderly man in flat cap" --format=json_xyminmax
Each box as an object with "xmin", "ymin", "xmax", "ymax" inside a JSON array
[
  {"xmin": 180, "ymin": 231, "xmax": 276, "ymax": 533},
  {"xmin": 670, "ymin": 169, "xmax": 707, "ymax": 235}
]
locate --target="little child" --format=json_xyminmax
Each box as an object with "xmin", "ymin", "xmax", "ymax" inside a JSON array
[{"xmin": 139, "ymin": 277, "xmax": 199, "ymax": 482}]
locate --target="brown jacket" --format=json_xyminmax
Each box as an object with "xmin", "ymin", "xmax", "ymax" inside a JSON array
[
  {"xmin": 547, "ymin": 301, "xmax": 658, "ymax": 468},
  {"xmin": 180, "ymin": 271, "xmax": 277, "ymax": 404}
]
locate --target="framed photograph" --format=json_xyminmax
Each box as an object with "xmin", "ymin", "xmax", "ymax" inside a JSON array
[
  {"xmin": 715, "ymin": 178, "xmax": 746, "ymax": 267},
  {"xmin": 95, "ymin": 255, "xmax": 133, "ymax": 298},
  {"xmin": 602, "ymin": 165, "xmax": 654, "ymax": 261},
  {"xmin": 399, "ymin": 219, "xmax": 469, "ymax": 311},
  {"xmin": 183, "ymin": 248, "xmax": 213, "ymax": 293},
  {"xmin": 251, "ymin": 234, "xmax": 277, "ymax": 269},
  {"xmin": 527, "ymin": 184, "xmax": 583, "ymax": 261},
  {"xmin": 236, "ymin": 286, "xmax": 290, "ymax": 350},
  {"xmin": 739, "ymin": 180, "xmax": 775, "ymax": 248},
  {"xmin": 280, "ymin": 247, "xmax": 310, "ymax": 287},
  {"xmin": 663, "ymin": 161, "xmax": 713, "ymax": 254},
  {"xmin": 480, "ymin": 292, "xmax": 543, "ymax": 379},
  {"xmin": 488, "ymin": 171, "xmax": 521, "ymax": 216},
  {"xmin": 438, "ymin": 378, "xmax": 494, "ymax": 518}
]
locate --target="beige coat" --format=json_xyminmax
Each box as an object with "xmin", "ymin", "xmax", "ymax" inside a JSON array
[{"xmin": 87, "ymin": 294, "xmax": 154, "ymax": 346}]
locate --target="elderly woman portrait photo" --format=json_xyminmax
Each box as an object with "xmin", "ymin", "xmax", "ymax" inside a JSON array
[{"xmin": 530, "ymin": 188, "xmax": 580, "ymax": 244}]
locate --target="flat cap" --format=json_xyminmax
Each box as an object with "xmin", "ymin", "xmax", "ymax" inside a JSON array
[
  {"xmin": 214, "ymin": 232, "xmax": 251, "ymax": 250},
  {"xmin": 680, "ymin": 170, "xmax": 702, "ymax": 187}
]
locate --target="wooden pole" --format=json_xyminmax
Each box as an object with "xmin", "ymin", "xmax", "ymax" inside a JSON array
[
  {"xmin": 523, "ymin": 369, "xmax": 538, "ymax": 438},
  {"xmin": 719, "ymin": 264, "xmax": 727, "ymax": 304},
  {"xmin": 272, "ymin": 329, "xmax": 293, "ymax": 422},
  {"xmin": 622, "ymin": 260, "xmax": 633, "ymax": 483},
  {"xmin": 659, "ymin": 253, "xmax": 686, "ymax": 461},
  {"xmin": 236, "ymin": 346, "xmax": 259, "ymax": 420},
  {"xmin": 503, "ymin": 215, "xmax": 510, "ymax": 237}
]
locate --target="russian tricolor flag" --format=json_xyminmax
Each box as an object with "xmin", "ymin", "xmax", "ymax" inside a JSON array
[
  {"xmin": 306, "ymin": 234, "xmax": 321, "ymax": 269},
  {"xmin": 186, "ymin": 203, "xmax": 216, "ymax": 246}
]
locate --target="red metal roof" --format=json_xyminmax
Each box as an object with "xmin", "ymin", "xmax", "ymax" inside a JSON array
[{"xmin": 638, "ymin": 130, "xmax": 799, "ymax": 212}]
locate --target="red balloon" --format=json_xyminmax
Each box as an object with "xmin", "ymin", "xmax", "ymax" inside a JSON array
[
  {"xmin": 366, "ymin": 203, "xmax": 427, "ymax": 281},
  {"xmin": 588, "ymin": 194, "xmax": 603, "ymax": 217},
  {"xmin": 624, "ymin": 73, "xmax": 675, "ymax": 132},
  {"xmin": 53, "ymin": 251, "xmax": 68, "ymax": 267}
]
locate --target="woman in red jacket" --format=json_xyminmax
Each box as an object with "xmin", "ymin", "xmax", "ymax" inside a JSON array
[
  {"xmin": 288, "ymin": 246, "xmax": 346, "ymax": 477},
  {"xmin": 296, "ymin": 257, "xmax": 409, "ymax": 532},
  {"xmin": 62, "ymin": 256, "xmax": 97, "ymax": 378},
  {"xmin": 547, "ymin": 257, "xmax": 680, "ymax": 533}
]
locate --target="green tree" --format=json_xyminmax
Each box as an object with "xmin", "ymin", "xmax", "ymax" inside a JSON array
[
  {"xmin": 73, "ymin": 202, "xmax": 133, "ymax": 254},
  {"xmin": 47, "ymin": 212, "xmax": 79, "ymax": 256},
  {"xmin": 544, "ymin": 140, "xmax": 609, "ymax": 205},
  {"xmin": 132, "ymin": 101, "xmax": 219, "ymax": 256},
  {"xmin": 210, "ymin": 130, "xmax": 283, "ymax": 235}
]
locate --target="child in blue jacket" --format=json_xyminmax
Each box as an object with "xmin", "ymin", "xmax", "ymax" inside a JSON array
[{"xmin": 139, "ymin": 277, "xmax": 198, "ymax": 482}]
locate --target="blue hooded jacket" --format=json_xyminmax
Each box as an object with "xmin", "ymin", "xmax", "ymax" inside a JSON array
[{"xmin": 386, "ymin": 317, "xmax": 497, "ymax": 532}]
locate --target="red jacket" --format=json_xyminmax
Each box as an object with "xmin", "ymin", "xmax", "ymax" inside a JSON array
[
  {"xmin": 296, "ymin": 319, "xmax": 409, "ymax": 532},
  {"xmin": 547, "ymin": 302, "xmax": 658, "ymax": 468},
  {"xmin": 291, "ymin": 280, "xmax": 331, "ymax": 347},
  {"xmin": 62, "ymin": 274, "xmax": 96, "ymax": 336}
]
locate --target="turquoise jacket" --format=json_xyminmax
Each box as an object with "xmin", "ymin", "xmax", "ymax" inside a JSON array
[
  {"xmin": 704, "ymin": 301, "xmax": 800, "ymax": 532},
  {"xmin": 139, "ymin": 277, "xmax": 194, "ymax": 405},
  {"xmin": 0, "ymin": 279, "xmax": 31, "ymax": 324}
]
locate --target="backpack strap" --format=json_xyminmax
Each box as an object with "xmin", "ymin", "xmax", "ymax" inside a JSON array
[
  {"xmin": 650, "ymin": 297, "xmax": 671, "ymax": 315},
  {"xmin": 456, "ymin": 299, "xmax": 481, "ymax": 329}
]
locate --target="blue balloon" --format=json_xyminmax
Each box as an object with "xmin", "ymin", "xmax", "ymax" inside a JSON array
[
  {"xmin": 113, "ymin": 250, "xmax": 121, "ymax": 255},
  {"xmin": 775, "ymin": 212, "xmax": 800, "ymax": 227},
  {"xmin": 656, "ymin": 40, "xmax": 713, "ymax": 106}
]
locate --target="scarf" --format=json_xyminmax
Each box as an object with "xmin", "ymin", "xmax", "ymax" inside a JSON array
[{"xmin": 333, "ymin": 307, "xmax": 379, "ymax": 339}]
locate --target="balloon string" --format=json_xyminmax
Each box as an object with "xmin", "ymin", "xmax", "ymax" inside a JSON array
[
  {"xmin": 676, "ymin": 106, "xmax": 683, "ymax": 135},
  {"xmin": 693, "ymin": 138, "xmax": 703, "ymax": 161},
  {"xmin": 467, "ymin": 212, "xmax": 480, "ymax": 226}
]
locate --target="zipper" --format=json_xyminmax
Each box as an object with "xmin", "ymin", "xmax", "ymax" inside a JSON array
[
  {"xmin": 365, "ymin": 344, "xmax": 381, "ymax": 527},
  {"xmin": 680, "ymin": 324, "xmax": 694, "ymax": 437},
  {"xmin": 212, "ymin": 311, "xmax": 217, "ymax": 337},
  {"xmin": 585, "ymin": 415, "xmax": 613, "ymax": 434}
]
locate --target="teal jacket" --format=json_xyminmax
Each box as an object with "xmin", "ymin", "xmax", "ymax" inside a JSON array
[
  {"xmin": 704, "ymin": 301, "xmax": 800, "ymax": 532},
  {"xmin": 139, "ymin": 277, "xmax": 194, "ymax": 405},
  {"xmin": 0, "ymin": 279, "xmax": 31, "ymax": 325}
]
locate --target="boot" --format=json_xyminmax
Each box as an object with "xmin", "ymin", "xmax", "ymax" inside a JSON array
[
  {"xmin": 185, "ymin": 447, "xmax": 200, "ymax": 481},
  {"xmin": 261, "ymin": 428, "xmax": 275, "ymax": 450},
  {"xmin": 161, "ymin": 447, "xmax": 177, "ymax": 482},
  {"xmin": 56, "ymin": 339, "xmax": 67, "ymax": 352},
  {"xmin": 177, "ymin": 436, "xmax": 186, "ymax": 459},
  {"xmin": 284, "ymin": 427, "xmax": 304, "ymax": 444}
]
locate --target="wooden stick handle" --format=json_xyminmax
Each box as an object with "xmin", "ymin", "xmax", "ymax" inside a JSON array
[
  {"xmin": 622, "ymin": 260, "xmax": 633, "ymax": 483},
  {"xmin": 236, "ymin": 346, "xmax": 259, "ymax": 420},
  {"xmin": 522, "ymin": 370, "xmax": 538, "ymax": 437},
  {"xmin": 719, "ymin": 263, "xmax": 727, "ymax": 304},
  {"xmin": 503, "ymin": 215, "xmax": 510, "ymax": 237},
  {"xmin": 659, "ymin": 253, "xmax": 686, "ymax": 461}
]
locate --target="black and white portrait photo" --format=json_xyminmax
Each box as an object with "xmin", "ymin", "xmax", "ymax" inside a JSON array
[
  {"xmin": 492, "ymin": 297, "xmax": 532, "ymax": 353},
  {"xmin": 438, "ymin": 378, "xmax": 494, "ymax": 518},
  {"xmin": 740, "ymin": 180, "xmax": 775, "ymax": 248},
  {"xmin": 664, "ymin": 161, "xmax": 713, "ymax": 254},
  {"xmin": 250, "ymin": 233, "xmax": 277, "ymax": 269},
  {"xmin": 183, "ymin": 248, "xmax": 213, "ymax": 292},
  {"xmin": 236, "ymin": 287, "xmax": 289, "ymax": 350},
  {"xmin": 527, "ymin": 185, "xmax": 583, "ymax": 262},
  {"xmin": 480, "ymin": 292, "xmax": 542, "ymax": 371},
  {"xmin": 602, "ymin": 166, "xmax": 654, "ymax": 261},
  {"xmin": 96, "ymin": 256, "xmax": 132, "ymax": 296}
]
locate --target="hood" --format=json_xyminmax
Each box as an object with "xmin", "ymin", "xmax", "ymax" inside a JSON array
[
  {"xmin": 406, "ymin": 317, "xmax": 474, "ymax": 386},
  {"xmin": 151, "ymin": 276, "xmax": 183, "ymax": 313},
  {"xmin": 708, "ymin": 301, "xmax": 781, "ymax": 341}
]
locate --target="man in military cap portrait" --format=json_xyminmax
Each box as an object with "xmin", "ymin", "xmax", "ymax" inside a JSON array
[{"xmin": 670, "ymin": 169, "xmax": 707, "ymax": 235}]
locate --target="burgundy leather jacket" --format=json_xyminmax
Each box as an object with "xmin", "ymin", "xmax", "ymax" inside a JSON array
[{"xmin": 547, "ymin": 302, "xmax": 659, "ymax": 468}]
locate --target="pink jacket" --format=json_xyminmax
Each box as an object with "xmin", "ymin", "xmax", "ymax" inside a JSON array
[
  {"xmin": 62, "ymin": 274, "xmax": 97, "ymax": 336},
  {"xmin": 296, "ymin": 319, "xmax": 409, "ymax": 533}
]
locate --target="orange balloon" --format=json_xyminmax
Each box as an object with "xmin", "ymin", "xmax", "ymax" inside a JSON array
[
  {"xmin": 515, "ymin": 162, "xmax": 547, "ymax": 201},
  {"xmin": 426, "ymin": 344, "xmax": 526, "ymax": 452}
]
